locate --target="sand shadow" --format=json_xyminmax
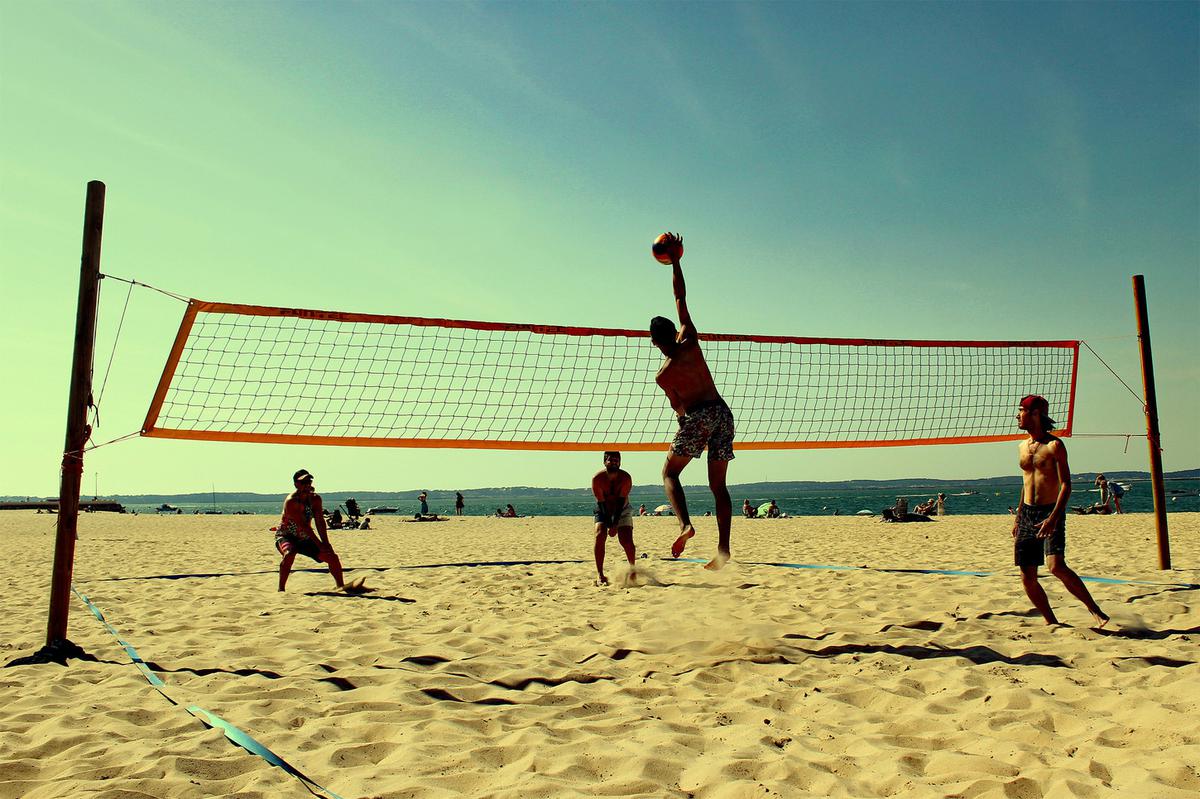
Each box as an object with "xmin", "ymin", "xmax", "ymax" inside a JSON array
[
  {"xmin": 144, "ymin": 661, "xmax": 285, "ymax": 680},
  {"xmin": 1096, "ymin": 625, "xmax": 1200, "ymax": 641},
  {"xmin": 790, "ymin": 641, "xmax": 1070, "ymax": 668},
  {"xmin": 6, "ymin": 640, "xmax": 120, "ymax": 668},
  {"xmin": 1124, "ymin": 585, "xmax": 1199, "ymax": 604},
  {"xmin": 304, "ymin": 591, "xmax": 415, "ymax": 602}
]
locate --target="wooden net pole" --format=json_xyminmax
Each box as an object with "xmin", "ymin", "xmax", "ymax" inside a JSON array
[
  {"xmin": 46, "ymin": 181, "xmax": 105, "ymax": 645},
  {"xmin": 1132, "ymin": 274, "xmax": 1170, "ymax": 570}
]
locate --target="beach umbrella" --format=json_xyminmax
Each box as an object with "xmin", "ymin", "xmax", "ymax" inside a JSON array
[
  {"xmin": 757, "ymin": 502, "xmax": 773, "ymax": 517},
  {"xmin": 653, "ymin": 504, "xmax": 673, "ymax": 515}
]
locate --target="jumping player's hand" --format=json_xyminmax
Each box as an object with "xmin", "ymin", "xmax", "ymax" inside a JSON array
[{"xmin": 665, "ymin": 232, "xmax": 683, "ymax": 263}]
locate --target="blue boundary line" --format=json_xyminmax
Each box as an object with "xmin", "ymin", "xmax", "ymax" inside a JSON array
[
  {"xmin": 670, "ymin": 557, "xmax": 1197, "ymax": 587},
  {"xmin": 80, "ymin": 558, "xmax": 1199, "ymax": 589},
  {"xmin": 72, "ymin": 587, "xmax": 346, "ymax": 799}
]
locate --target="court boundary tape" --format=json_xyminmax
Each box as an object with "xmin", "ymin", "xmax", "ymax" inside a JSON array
[
  {"xmin": 72, "ymin": 586, "xmax": 346, "ymax": 799},
  {"xmin": 80, "ymin": 558, "xmax": 1199, "ymax": 589},
  {"xmin": 679, "ymin": 559, "xmax": 1200, "ymax": 588}
]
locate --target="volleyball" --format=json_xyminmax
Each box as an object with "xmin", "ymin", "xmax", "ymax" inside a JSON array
[{"xmin": 652, "ymin": 232, "xmax": 683, "ymax": 265}]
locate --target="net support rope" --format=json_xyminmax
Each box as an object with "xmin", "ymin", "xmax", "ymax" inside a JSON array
[{"xmin": 137, "ymin": 300, "xmax": 1079, "ymax": 451}]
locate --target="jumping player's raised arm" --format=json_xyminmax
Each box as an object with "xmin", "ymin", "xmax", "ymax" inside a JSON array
[{"xmin": 666, "ymin": 234, "xmax": 696, "ymax": 341}]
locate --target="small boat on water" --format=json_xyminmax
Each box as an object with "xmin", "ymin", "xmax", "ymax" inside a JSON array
[{"xmin": 366, "ymin": 506, "xmax": 400, "ymax": 514}]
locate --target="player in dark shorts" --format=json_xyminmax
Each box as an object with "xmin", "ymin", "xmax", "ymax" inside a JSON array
[
  {"xmin": 1012, "ymin": 396, "xmax": 1107, "ymax": 627},
  {"xmin": 1013, "ymin": 503, "xmax": 1066, "ymax": 567},
  {"xmin": 649, "ymin": 232, "xmax": 735, "ymax": 570}
]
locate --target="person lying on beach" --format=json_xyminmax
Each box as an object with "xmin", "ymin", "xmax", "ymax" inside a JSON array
[
  {"xmin": 591, "ymin": 451, "xmax": 636, "ymax": 585},
  {"xmin": 650, "ymin": 233, "xmax": 734, "ymax": 570},
  {"xmin": 1012, "ymin": 396, "xmax": 1107, "ymax": 628},
  {"xmin": 275, "ymin": 469, "xmax": 370, "ymax": 593}
]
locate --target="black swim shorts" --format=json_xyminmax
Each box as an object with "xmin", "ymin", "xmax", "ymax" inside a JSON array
[
  {"xmin": 1014, "ymin": 503, "xmax": 1066, "ymax": 567},
  {"xmin": 276, "ymin": 532, "xmax": 325, "ymax": 562}
]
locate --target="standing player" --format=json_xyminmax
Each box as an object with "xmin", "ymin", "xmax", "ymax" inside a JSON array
[
  {"xmin": 592, "ymin": 451, "xmax": 636, "ymax": 585},
  {"xmin": 649, "ymin": 232, "xmax": 734, "ymax": 570},
  {"xmin": 275, "ymin": 469, "xmax": 367, "ymax": 593},
  {"xmin": 1012, "ymin": 396, "xmax": 1107, "ymax": 627}
]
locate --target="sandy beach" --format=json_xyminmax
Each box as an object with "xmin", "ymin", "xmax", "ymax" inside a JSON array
[{"xmin": 1, "ymin": 511, "xmax": 1197, "ymax": 798}]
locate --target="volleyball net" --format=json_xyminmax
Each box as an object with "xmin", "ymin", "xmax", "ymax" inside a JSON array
[{"xmin": 141, "ymin": 300, "xmax": 1079, "ymax": 451}]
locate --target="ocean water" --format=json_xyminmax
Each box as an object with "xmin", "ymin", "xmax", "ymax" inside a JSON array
[{"xmin": 120, "ymin": 479, "xmax": 1199, "ymax": 518}]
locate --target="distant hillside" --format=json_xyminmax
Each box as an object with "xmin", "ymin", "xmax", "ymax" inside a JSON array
[{"xmin": 6, "ymin": 469, "xmax": 1195, "ymax": 504}]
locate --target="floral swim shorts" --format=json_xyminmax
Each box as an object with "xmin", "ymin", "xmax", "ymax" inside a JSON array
[{"xmin": 671, "ymin": 401, "xmax": 735, "ymax": 462}]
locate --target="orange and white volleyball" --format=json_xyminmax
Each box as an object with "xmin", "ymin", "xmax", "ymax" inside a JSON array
[{"xmin": 651, "ymin": 232, "xmax": 683, "ymax": 264}]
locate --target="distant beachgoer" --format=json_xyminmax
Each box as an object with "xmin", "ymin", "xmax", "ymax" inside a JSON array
[
  {"xmin": 591, "ymin": 451, "xmax": 636, "ymax": 585},
  {"xmin": 650, "ymin": 233, "xmax": 734, "ymax": 570},
  {"xmin": 936, "ymin": 493, "xmax": 946, "ymax": 516},
  {"xmin": 1093, "ymin": 474, "xmax": 1112, "ymax": 513},
  {"xmin": 329, "ymin": 507, "xmax": 343, "ymax": 528},
  {"xmin": 275, "ymin": 469, "xmax": 367, "ymax": 593},
  {"xmin": 1008, "ymin": 506, "xmax": 1017, "ymax": 515},
  {"xmin": 742, "ymin": 499, "xmax": 757, "ymax": 518},
  {"xmin": 914, "ymin": 497, "xmax": 936, "ymax": 516},
  {"xmin": 1109, "ymin": 481, "xmax": 1125, "ymax": 513},
  {"xmin": 1012, "ymin": 396, "xmax": 1107, "ymax": 628},
  {"xmin": 455, "ymin": 492, "xmax": 464, "ymax": 516},
  {"xmin": 500, "ymin": 504, "xmax": 518, "ymax": 518},
  {"xmin": 418, "ymin": 491, "xmax": 429, "ymax": 516},
  {"xmin": 360, "ymin": 517, "xmax": 371, "ymax": 530},
  {"xmin": 638, "ymin": 503, "xmax": 647, "ymax": 516},
  {"xmin": 766, "ymin": 500, "xmax": 781, "ymax": 519}
]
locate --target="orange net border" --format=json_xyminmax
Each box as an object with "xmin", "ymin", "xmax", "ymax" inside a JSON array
[{"xmin": 142, "ymin": 300, "xmax": 1079, "ymax": 451}]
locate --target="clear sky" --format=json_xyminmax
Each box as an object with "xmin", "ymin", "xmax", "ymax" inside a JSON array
[{"xmin": 2, "ymin": 1, "xmax": 1197, "ymax": 497}]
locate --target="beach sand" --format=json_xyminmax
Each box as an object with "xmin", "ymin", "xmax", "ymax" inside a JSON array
[{"xmin": 1, "ymin": 511, "xmax": 1197, "ymax": 798}]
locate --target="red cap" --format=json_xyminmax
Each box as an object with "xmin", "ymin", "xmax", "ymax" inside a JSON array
[{"xmin": 1019, "ymin": 395, "xmax": 1055, "ymax": 426}]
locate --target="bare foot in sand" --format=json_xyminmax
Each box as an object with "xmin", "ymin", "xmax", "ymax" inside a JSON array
[
  {"xmin": 1092, "ymin": 610, "xmax": 1110, "ymax": 629},
  {"xmin": 704, "ymin": 550, "xmax": 730, "ymax": 571},
  {"xmin": 596, "ymin": 575, "xmax": 609, "ymax": 586},
  {"xmin": 671, "ymin": 526, "xmax": 695, "ymax": 558},
  {"xmin": 342, "ymin": 577, "xmax": 374, "ymax": 595}
]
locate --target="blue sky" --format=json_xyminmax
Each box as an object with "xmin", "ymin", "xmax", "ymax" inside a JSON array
[{"xmin": 1, "ymin": 1, "xmax": 1196, "ymax": 496}]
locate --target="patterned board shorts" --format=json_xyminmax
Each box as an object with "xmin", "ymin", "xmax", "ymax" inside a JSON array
[{"xmin": 672, "ymin": 401, "xmax": 735, "ymax": 462}]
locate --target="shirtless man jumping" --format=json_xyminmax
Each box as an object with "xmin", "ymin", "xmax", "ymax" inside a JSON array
[
  {"xmin": 275, "ymin": 469, "xmax": 367, "ymax": 593},
  {"xmin": 591, "ymin": 451, "xmax": 636, "ymax": 585},
  {"xmin": 649, "ymin": 233, "xmax": 734, "ymax": 570},
  {"xmin": 1012, "ymin": 396, "xmax": 1107, "ymax": 627}
]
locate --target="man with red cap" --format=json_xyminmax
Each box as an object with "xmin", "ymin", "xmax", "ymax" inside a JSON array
[{"xmin": 1012, "ymin": 396, "xmax": 1108, "ymax": 627}]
